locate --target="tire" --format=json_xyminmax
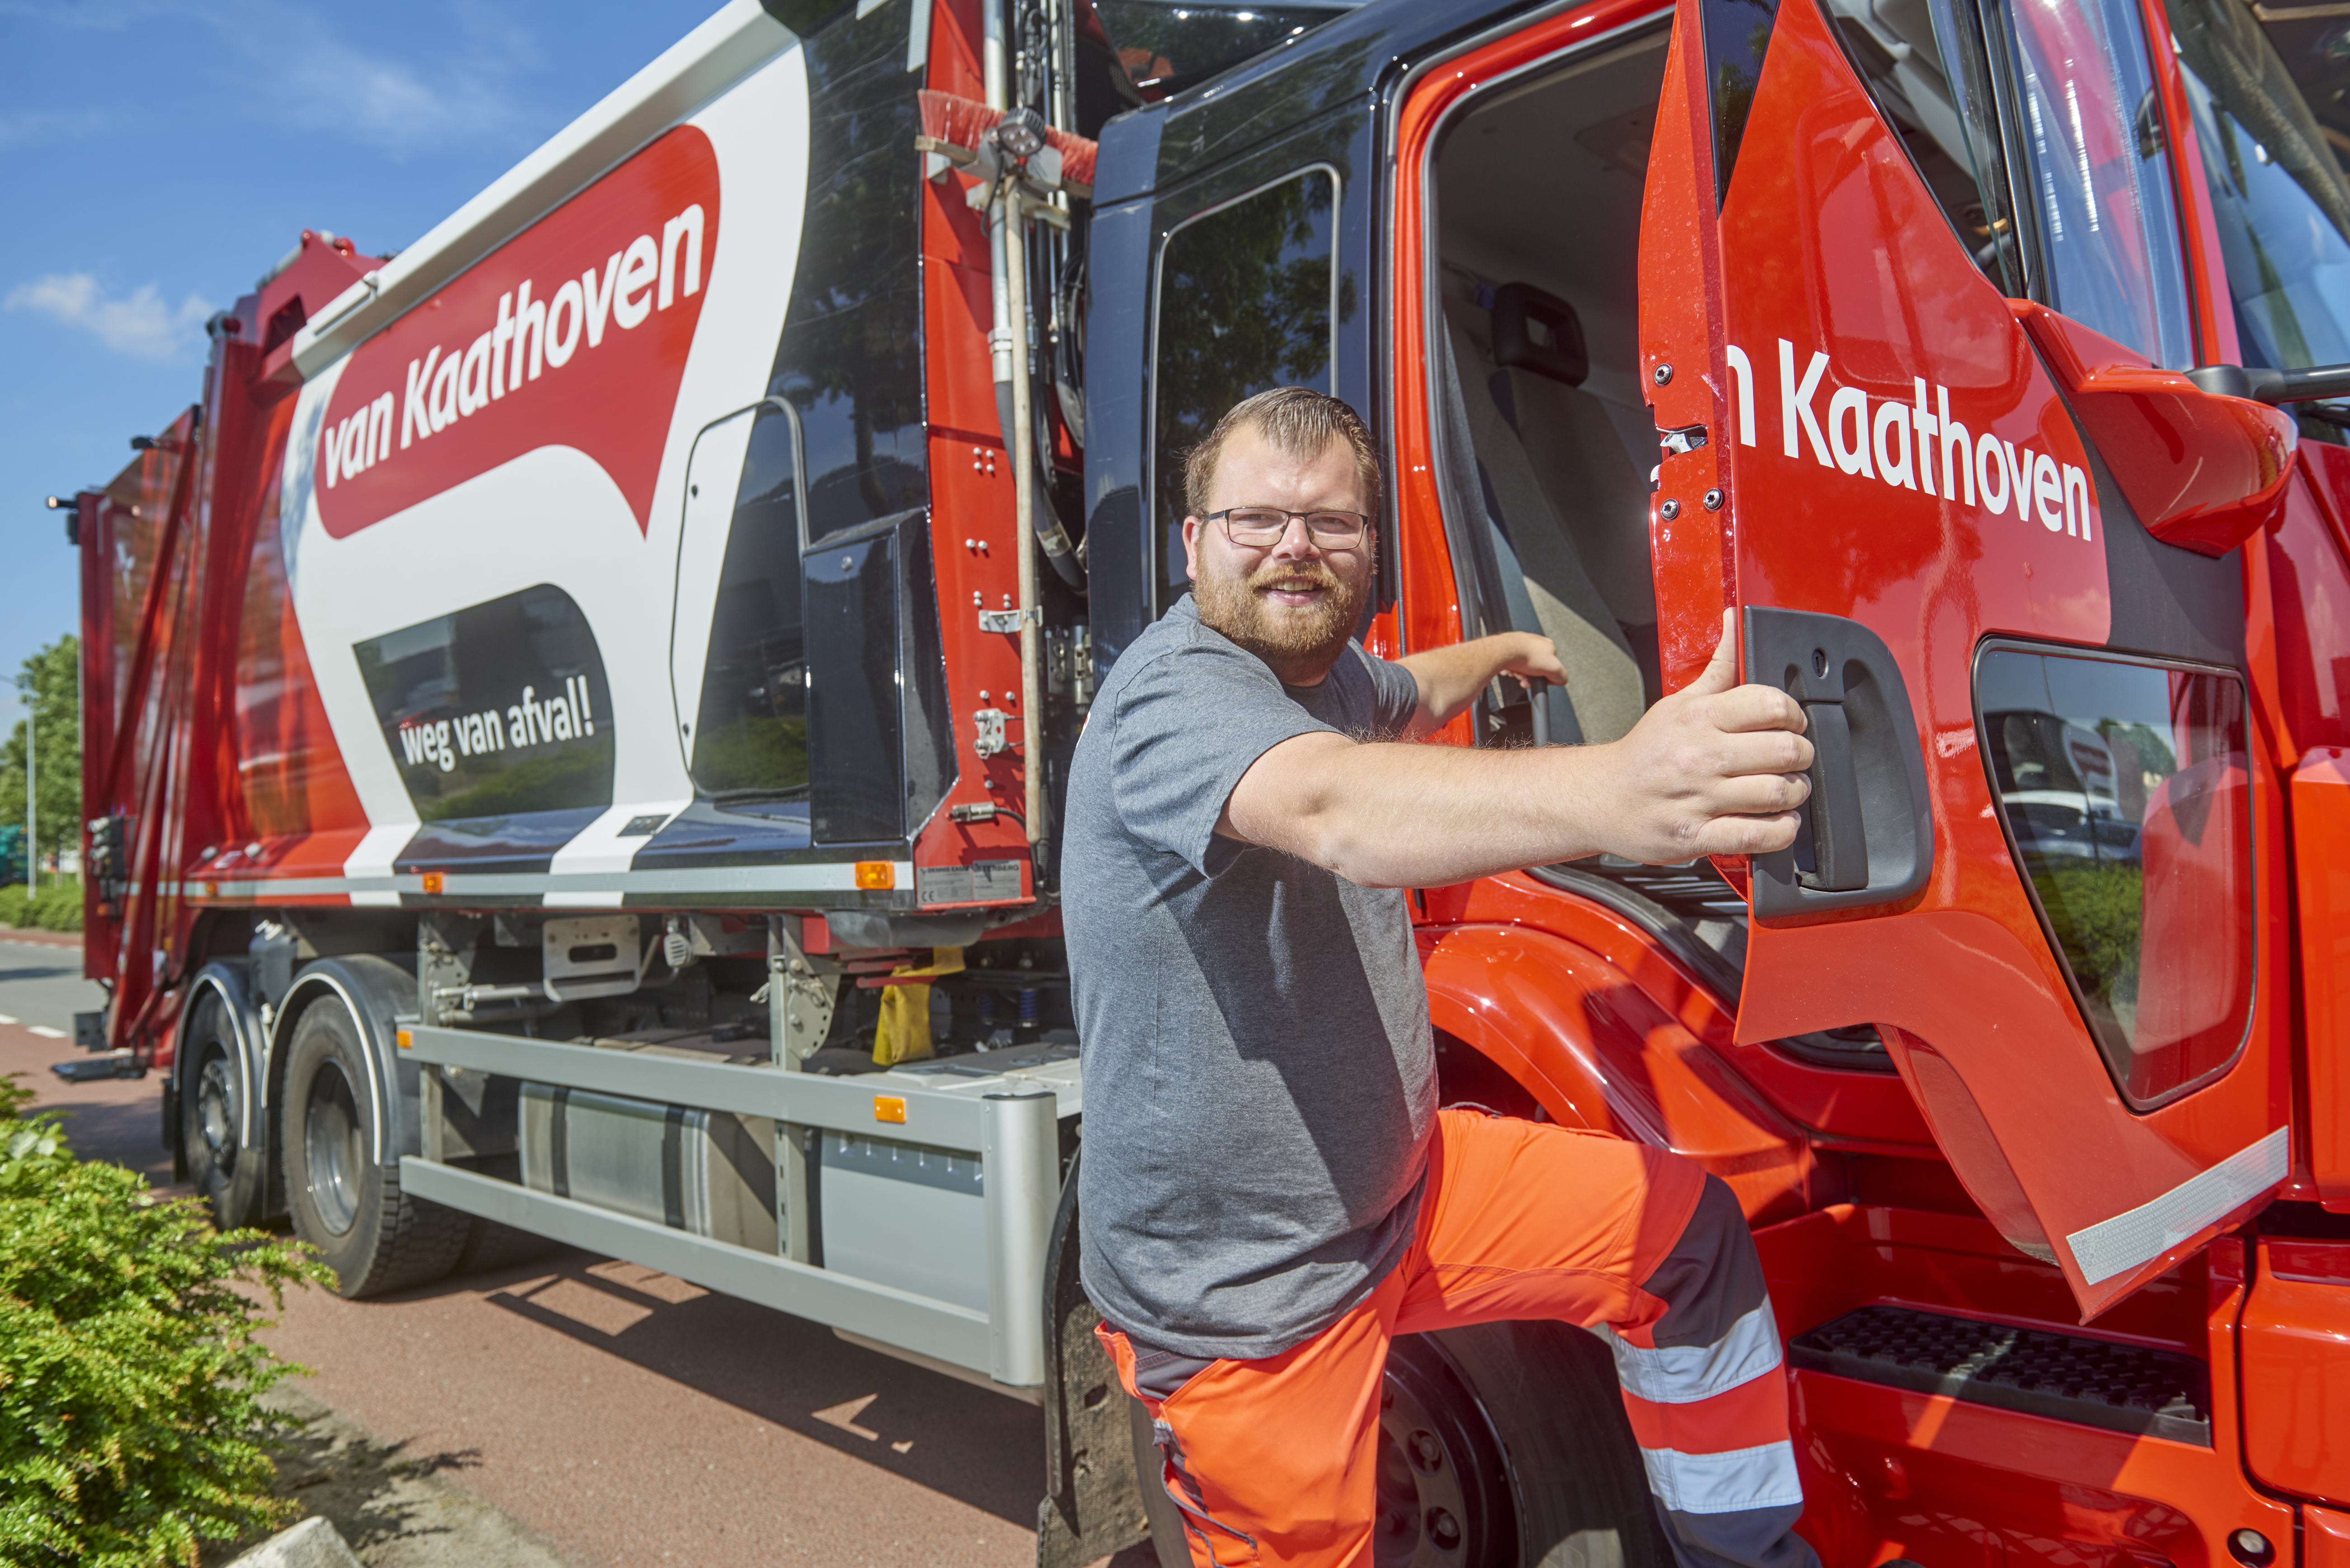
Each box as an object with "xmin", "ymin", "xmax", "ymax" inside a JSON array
[
  {"xmin": 1128, "ymin": 1322, "xmax": 1669, "ymax": 1568},
  {"xmin": 180, "ymin": 995, "xmax": 264, "ymax": 1230},
  {"xmin": 281, "ymin": 996, "xmax": 470, "ymax": 1298}
]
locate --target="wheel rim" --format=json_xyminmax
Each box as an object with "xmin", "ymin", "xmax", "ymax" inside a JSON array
[
  {"xmin": 1374, "ymin": 1337, "xmax": 1520, "ymax": 1568},
  {"xmin": 303, "ymin": 1058, "xmax": 365, "ymax": 1235},
  {"xmin": 196, "ymin": 1053, "xmax": 239, "ymax": 1173}
]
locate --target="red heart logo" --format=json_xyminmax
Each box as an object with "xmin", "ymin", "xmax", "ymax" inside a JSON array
[{"xmin": 315, "ymin": 123, "xmax": 721, "ymax": 539}]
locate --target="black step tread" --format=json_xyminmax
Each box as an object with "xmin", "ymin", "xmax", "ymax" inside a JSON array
[{"xmin": 1787, "ymin": 1304, "xmax": 2209, "ymax": 1445}]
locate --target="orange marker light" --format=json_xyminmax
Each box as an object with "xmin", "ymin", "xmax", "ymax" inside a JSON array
[
  {"xmin": 420, "ymin": 870, "xmax": 445, "ymax": 894},
  {"xmin": 854, "ymin": 861, "xmax": 894, "ymax": 890},
  {"xmin": 396, "ymin": 1029, "xmax": 413, "ymax": 1051},
  {"xmin": 874, "ymin": 1095, "xmax": 908, "ymax": 1124}
]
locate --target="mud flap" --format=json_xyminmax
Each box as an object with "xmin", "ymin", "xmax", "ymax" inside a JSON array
[{"xmin": 1036, "ymin": 1148, "xmax": 1150, "ymax": 1568}]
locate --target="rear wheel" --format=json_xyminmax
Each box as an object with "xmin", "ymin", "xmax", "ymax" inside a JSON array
[
  {"xmin": 180, "ymin": 995, "xmax": 263, "ymax": 1230},
  {"xmin": 281, "ymin": 998, "xmax": 469, "ymax": 1297},
  {"xmin": 1131, "ymin": 1321, "xmax": 1668, "ymax": 1568}
]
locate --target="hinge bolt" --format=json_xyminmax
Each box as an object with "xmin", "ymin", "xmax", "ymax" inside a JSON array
[
  {"xmin": 1653, "ymin": 363, "xmax": 1673, "ymax": 386},
  {"xmin": 1660, "ymin": 498, "xmax": 1682, "ymax": 521},
  {"xmin": 1703, "ymin": 488, "xmax": 1725, "ymax": 510}
]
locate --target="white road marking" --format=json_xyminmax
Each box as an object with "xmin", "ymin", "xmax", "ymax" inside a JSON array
[
  {"xmin": 27, "ymin": 1026, "xmax": 65, "ymax": 1039},
  {"xmin": 0, "ymin": 1015, "xmax": 17, "ymax": 1025}
]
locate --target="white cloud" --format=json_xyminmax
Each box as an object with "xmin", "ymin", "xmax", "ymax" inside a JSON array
[
  {"xmin": 265, "ymin": 6, "xmax": 534, "ymax": 156},
  {"xmin": 4, "ymin": 274, "xmax": 212, "ymax": 362}
]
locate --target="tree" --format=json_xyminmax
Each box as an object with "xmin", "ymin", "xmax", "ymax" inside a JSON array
[{"xmin": 0, "ymin": 637, "xmax": 80, "ymax": 875}]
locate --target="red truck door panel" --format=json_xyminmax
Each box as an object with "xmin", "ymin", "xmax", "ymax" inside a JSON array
[{"xmin": 1640, "ymin": 0, "xmax": 2289, "ymax": 1316}]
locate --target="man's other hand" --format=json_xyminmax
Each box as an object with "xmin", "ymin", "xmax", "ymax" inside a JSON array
[{"xmin": 1593, "ymin": 612, "xmax": 1815, "ymax": 862}]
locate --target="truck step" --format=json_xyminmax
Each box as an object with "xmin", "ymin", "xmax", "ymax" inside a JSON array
[{"xmin": 1787, "ymin": 1305, "xmax": 2209, "ymax": 1445}]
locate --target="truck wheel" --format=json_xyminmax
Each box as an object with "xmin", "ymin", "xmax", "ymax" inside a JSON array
[
  {"xmin": 180, "ymin": 995, "xmax": 262, "ymax": 1230},
  {"xmin": 1129, "ymin": 1322, "xmax": 1669, "ymax": 1568},
  {"xmin": 281, "ymin": 997, "xmax": 469, "ymax": 1298}
]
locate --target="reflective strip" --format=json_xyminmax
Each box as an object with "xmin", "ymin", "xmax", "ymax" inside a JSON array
[
  {"xmin": 178, "ymin": 861, "xmax": 921, "ymax": 902},
  {"xmin": 2067, "ymin": 1128, "xmax": 2288, "ymax": 1285},
  {"xmin": 1607, "ymin": 1301, "xmax": 1782, "ymax": 1404},
  {"xmin": 1636, "ymin": 1440, "xmax": 1805, "ymax": 1515}
]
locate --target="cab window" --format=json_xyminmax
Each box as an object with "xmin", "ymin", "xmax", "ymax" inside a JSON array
[
  {"xmin": 1994, "ymin": 0, "xmax": 2197, "ymax": 366},
  {"xmin": 1834, "ymin": 0, "xmax": 2196, "ymax": 365},
  {"xmin": 2167, "ymin": 0, "xmax": 2350, "ymax": 395},
  {"xmin": 1150, "ymin": 167, "xmax": 1341, "ymax": 614}
]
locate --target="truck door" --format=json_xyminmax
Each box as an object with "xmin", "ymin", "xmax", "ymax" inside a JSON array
[{"xmin": 1639, "ymin": 0, "xmax": 2290, "ymax": 1315}]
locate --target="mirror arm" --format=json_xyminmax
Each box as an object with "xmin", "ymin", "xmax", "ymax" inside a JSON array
[{"xmin": 2189, "ymin": 363, "xmax": 2350, "ymax": 406}]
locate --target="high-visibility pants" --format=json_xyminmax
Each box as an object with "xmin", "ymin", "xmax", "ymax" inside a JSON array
[{"xmin": 1098, "ymin": 1107, "xmax": 1816, "ymax": 1568}]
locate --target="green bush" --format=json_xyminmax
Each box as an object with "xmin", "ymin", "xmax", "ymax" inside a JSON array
[
  {"xmin": 27, "ymin": 880, "xmax": 80, "ymax": 934},
  {"xmin": 0, "ymin": 1073, "xmax": 331, "ymax": 1566},
  {"xmin": 0, "ymin": 879, "xmax": 81, "ymax": 934}
]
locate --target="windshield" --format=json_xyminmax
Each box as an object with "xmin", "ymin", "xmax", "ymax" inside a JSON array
[{"xmin": 2166, "ymin": 0, "xmax": 2350, "ymax": 375}]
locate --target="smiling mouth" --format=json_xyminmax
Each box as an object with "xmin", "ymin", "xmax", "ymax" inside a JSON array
[{"xmin": 1258, "ymin": 575, "xmax": 1330, "ymax": 602}]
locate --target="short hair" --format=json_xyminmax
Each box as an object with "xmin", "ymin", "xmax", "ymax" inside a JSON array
[{"xmin": 1182, "ymin": 387, "xmax": 1382, "ymax": 520}]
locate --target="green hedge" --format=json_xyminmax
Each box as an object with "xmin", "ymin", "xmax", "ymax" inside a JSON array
[
  {"xmin": 0, "ymin": 1073, "xmax": 330, "ymax": 1565},
  {"xmin": 0, "ymin": 878, "xmax": 82, "ymax": 934}
]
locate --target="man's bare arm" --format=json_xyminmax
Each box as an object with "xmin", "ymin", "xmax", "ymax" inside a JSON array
[
  {"xmin": 1220, "ymin": 617, "xmax": 1815, "ymax": 886},
  {"xmin": 1394, "ymin": 632, "xmax": 1566, "ymax": 737}
]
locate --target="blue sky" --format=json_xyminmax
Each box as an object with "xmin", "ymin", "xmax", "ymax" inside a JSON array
[{"xmin": 0, "ymin": 0, "xmax": 711, "ymax": 728}]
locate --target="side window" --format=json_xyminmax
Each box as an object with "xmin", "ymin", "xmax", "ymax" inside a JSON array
[
  {"xmin": 1829, "ymin": 0, "xmax": 2195, "ymax": 367},
  {"xmin": 2166, "ymin": 0, "xmax": 2350, "ymax": 383},
  {"xmin": 1151, "ymin": 167, "xmax": 1341, "ymax": 615},
  {"xmin": 1977, "ymin": 647, "xmax": 2253, "ymax": 1107},
  {"xmin": 690, "ymin": 407, "xmax": 809, "ymax": 798},
  {"xmin": 1825, "ymin": 0, "xmax": 2028, "ymax": 290},
  {"xmin": 1990, "ymin": 0, "xmax": 2197, "ymax": 366}
]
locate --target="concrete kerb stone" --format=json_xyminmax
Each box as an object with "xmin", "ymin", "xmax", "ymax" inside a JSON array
[
  {"xmin": 227, "ymin": 1518, "xmax": 364, "ymax": 1568},
  {"xmin": 200, "ymin": 1384, "xmax": 581, "ymax": 1568}
]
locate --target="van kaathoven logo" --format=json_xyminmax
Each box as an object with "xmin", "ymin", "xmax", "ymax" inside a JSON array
[{"xmin": 313, "ymin": 123, "xmax": 721, "ymax": 540}]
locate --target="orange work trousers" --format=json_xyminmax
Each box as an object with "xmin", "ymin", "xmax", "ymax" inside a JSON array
[{"xmin": 1098, "ymin": 1108, "xmax": 1810, "ymax": 1568}]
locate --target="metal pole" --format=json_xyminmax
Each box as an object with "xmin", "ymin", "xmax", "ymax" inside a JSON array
[
  {"xmin": 24, "ymin": 708, "xmax": 33, "ymax": 893},
  {"xmin": 1003, "ymin": 183, "xmax": 1044, "ymax": 845}
]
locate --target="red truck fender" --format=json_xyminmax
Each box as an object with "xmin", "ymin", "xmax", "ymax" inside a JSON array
[{"xmin": 1418, "ymin": 920, "xmax": 1823, "ymax": 1224}]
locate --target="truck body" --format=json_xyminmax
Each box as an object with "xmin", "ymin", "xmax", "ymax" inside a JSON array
[{"xmin": 61, "ymin": 0, "xmax": 2350, "ymax": 1562}]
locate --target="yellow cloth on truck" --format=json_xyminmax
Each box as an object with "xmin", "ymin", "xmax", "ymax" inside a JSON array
[{"xmin": 871, "ymin": 946, "xmax": 967, "ymax": 1066}]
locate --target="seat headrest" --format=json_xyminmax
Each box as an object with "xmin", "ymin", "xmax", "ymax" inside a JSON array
[{"xmin": 1491, "ymin": 282, "xmax": 1588, "ymax": 386}]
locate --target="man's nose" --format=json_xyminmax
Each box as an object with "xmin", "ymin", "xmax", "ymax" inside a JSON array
[{"xmin": 1267, "ymin": 515, "xmax": 1318, "ymax": 559}]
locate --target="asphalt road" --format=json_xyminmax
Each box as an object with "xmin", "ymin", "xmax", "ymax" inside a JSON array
[{"xmin": 0, "ymin": 936, "xmax": 1153, "ymax": 1568}]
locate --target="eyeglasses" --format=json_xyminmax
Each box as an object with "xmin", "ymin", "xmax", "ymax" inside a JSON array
[{"xmin": 1204, "ymin": 507, "xmax": 1372, "ymax": 548}]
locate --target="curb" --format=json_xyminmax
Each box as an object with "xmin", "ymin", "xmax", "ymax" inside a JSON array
[{"xmin": 227, "ymin": 1518, "xmax": 363, "ymax": 1568}]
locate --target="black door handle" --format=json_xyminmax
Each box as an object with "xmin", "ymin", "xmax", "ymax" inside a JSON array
[
  {"xmin": 1743, "ymin": 607, "xmax": 1934, "ymax": 918},
  {"xmin": 1798, "ymin": 702, "xmax": 1870, "ymax": 892}
]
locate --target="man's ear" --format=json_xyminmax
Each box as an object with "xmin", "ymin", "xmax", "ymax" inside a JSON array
[{"xmin": 1181, "ymin": 515, "xmax": 1203, "ymax": 583}]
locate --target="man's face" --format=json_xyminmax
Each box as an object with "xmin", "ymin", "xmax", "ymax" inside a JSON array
[{"xmin": 1182, "ymin": 423, "xmax": 1374, "ymax": 685}]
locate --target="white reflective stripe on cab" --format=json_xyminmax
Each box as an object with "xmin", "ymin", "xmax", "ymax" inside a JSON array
[
  {"xmin": 2066, "ymin": 1127, "xmax": 2289, "ymax": 1286},
  {"xmin": 1605, "ymin": 1301, "xmax": 1783, "ymax": 1404},
  {"xmin": 1636, "ymin": 1440, "xmax": 1806, "ymax": 1515}
]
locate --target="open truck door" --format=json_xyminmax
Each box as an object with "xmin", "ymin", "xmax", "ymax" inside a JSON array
[{"xmin": 1637, "ymin": 0, "xmax": 2294, "ymax": 1317}]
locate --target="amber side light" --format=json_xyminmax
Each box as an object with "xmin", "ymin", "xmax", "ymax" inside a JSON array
[
  {"xmin": 874, "ymin": 1095, "xmax": 908, "ymax": 1124},
  {"xmin": 854, "ymin": 861, "xmax": 894, "ymax": 890},
  {"xmin": 420, "ymin": 870, "xmax": 444, "ymax": 894}
]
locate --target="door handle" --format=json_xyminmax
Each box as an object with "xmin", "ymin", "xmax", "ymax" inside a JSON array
[
  {"xmin": 1799, "ymin": 701, "xmax": 1869, "ymax": 892},
  {"xmin": 1743, "ymin": 607, "xmax": 1934, "ymax": 918}
]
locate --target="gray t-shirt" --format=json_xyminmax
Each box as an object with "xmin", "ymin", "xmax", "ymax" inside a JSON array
[{"xmin": 1064, "ymin": 595, "xmax": 1438, "ymax": 1360}]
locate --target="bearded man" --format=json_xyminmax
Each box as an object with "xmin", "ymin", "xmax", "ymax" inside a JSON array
[{"xmin": 1061, "ymin": 387, "xmax": 1824, "ymax": 1568}]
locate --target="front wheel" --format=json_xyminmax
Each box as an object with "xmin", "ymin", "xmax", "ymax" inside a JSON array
[
  {"xmin": 281, "ymin": 997, "xmax": 469, "ymax": 1297},
  {"xmin": 1130, "ymin": 1321, "xmax": 1669, "ymax": 1568}
]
